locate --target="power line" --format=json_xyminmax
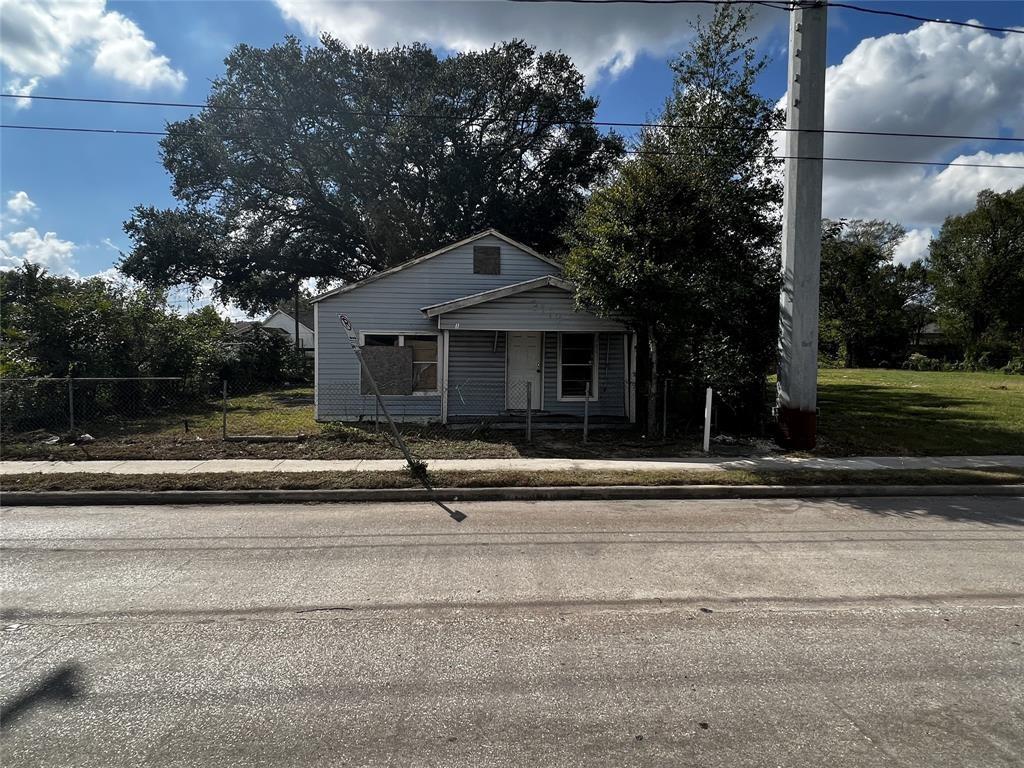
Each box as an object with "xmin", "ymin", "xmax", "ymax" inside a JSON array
[
  {"xmin": 625, "ymin": 147, "xmax": 1024, "ymax": 169},
  {"xmin": 2, "ymin": 124, "xmax": 168, "ymax": 137},
  {"xmin": 826, "ymin": 2, "xmax": 1024, "ymax": 36},
  {"xmin": 504, "ymin": 0, "xmax": 1024, "ymax": 35},
  {"xmin": 4, "ymin": 123, "xmax": 1023, "ymax": 170},
  {"xmin": 3, "ymin": 93, "xmax": 1021, "ymax": 144}
]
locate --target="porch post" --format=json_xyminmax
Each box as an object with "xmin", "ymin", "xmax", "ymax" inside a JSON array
[
  {"xmin": 441, "ymin": 328, "xmax": 450, "ymax": 425},
  {"xmin": 583, "ymin": 382, "xmax": 590, "ymax": 443},
  {"xmin": 629, "ymin": 333, "xmax": 638, "ymax": 424},
  {"xmin": 526, "ymin": 381, "xmax": 532, "ymax": 442}
]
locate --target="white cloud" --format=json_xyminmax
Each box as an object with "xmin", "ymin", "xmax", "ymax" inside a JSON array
[
  {"xmin": 778, "ymin": 21, "xmax": 1024, "ymax": 231},
  {"xmin": 0, "ymin": 0, "xmax": 186, "ymax": 100},
  {"xmin": 273, "ymin": 0, "xmax": 777, "ymax": 82},
  {"xmin": 100, "ymin": 237, "xmax": 126, "ymax": 253},
  {"xmin": 822, "ymin": 150, "xmax": 1024, "ymax": 231},
  {"xmin": 4, "ymin": 76, "xmax": 40, "ymax": 110},
  {"xmin": 0, "ymin": 227, "xmax": 78, "ymax": 275},
  {"xmin": 892, "ymin": 227, "xmax": 933, "ymax": 266},
  {"xmin": 5, "ymin": 191, "xmax": 38, "ymax": 218},
  {"xmin": 86, "ymin": 265, "xmax": 129, "ymax": 284},
  {"xmin": 167, "ymin": 278, "xmax": 253, "ymax": 321}
]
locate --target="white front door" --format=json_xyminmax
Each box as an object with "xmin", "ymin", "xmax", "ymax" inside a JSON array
[{"xmin": 506, "ymin": 331, "xmax": 543, "ymax": 410}]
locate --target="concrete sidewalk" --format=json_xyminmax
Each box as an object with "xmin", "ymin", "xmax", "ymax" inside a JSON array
[{"xmin": 2, "ymin": 455, "xmax": 1022, "ymax": 475}]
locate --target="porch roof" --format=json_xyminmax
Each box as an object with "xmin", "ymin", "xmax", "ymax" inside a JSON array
[
  {"xmin": 420, "ymin": 275, "xmax": 572, "ymax": 318},
  {"xmin": 421, "ymin": 275, "xmax": 626, "ymax": 332}
]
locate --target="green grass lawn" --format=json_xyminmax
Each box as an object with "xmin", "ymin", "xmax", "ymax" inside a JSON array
[
  {"xmin": 815, "ymin": 369, "xmax": 1024, "ymax": 456},
  {"xmin": 3, "ymin": 370, "xmax": 1021, "ymax": 460},
  {"xmin": 0, "ymin": 385, "xmax": 707, "ymax": 461}
]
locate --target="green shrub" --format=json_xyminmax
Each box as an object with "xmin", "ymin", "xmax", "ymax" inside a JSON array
[
  {"xmin": 902, "ymin": 353, "xmax": 949, "ymax": 371},
  {"xmin": 1002, "ymin": 356, "xmax": 1024, "ymax": 375}
]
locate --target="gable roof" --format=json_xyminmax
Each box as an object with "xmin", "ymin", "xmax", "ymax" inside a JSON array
[
  {"xmin": 266, "ymin": 308, "xmax": 315, "ymax": 331},
  {"xmin": 420, "ymin": 275, "xmax": 573, "ymax": 317},
  {"xmin": 310, "ymin": 229, "xmax": 562, "ymax": 304},
  {"xmin": 230, "ymin": 320, "xmax": 259, "ymax": 336}
]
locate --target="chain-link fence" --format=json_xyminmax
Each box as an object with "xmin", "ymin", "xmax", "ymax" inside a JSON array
[
  {"xmin": 1, "ymin": 376, "xmax": 622, "ymax": 444},
  {"xmin": 1, "ymin": 377, "xmax": 219, "ymax": 439},
  {"xmin": 651, "ymin": 377, "xmax": 774, "ymax": 446},
  {"xmin": 224, "ymin": 379, "xmax": 615, "ymax": 442},
  {"xmin": 1, "ymin": 374, "xmax": 738, "ymax": 460}
]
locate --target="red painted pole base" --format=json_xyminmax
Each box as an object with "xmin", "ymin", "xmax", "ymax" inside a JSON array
[{"xmin": 777, "ymin": 406, "xmax": 817, "ymax": 450}]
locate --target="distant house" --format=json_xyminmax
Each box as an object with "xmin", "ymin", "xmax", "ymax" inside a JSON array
[
  {"xmin": 232, "ymin": 309, "xmax": 315, "ymax": 356},
  {"xmin": 916, "ymin": 321, "xmax": 946, "ymax": 346},
  {"xmin": 311, "ymin": 229, "xmax": 635, "ymax": 424},
  {"xmin": 263, "ymin": 308, "xmax": 315, "ymax": 353}
]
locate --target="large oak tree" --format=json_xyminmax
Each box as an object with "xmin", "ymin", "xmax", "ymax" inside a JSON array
[{"xmin": 122, "ymin": 37, "xmax": 623, "ymax": 313}]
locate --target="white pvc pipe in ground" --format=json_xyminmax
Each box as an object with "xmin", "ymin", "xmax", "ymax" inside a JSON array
[{"xmin": 703, "ymin": 387, "xmax": 713, "ymax": 453}]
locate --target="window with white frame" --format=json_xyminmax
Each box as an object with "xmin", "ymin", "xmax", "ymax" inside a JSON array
[
  {"xmin": 360, "ymin": 333, "xmax": 439, "ymax": 393},
  {"xmin": 558, "ymin": 332, "xmax": 597, "ymax": 400}
]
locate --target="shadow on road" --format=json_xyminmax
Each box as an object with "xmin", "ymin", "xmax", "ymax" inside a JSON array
[
  {"xmin": 832, "ymin": 495, "xmax": 1024, "ymax": 527},
  {"xmin": 1, "ymin": 663, "xmax": 85, "ymax": 729}
]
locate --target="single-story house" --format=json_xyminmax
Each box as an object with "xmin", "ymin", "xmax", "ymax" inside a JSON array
[
  {"xmin": 916, "ymin": 321, "xmax": 946, "ymax": 346},
  {"xmin": 311, "ymin": 229, "xmax": 637, "ymax": 424},
  {"xmin": 232, "ymin": 308, "xmax": 315, "ymax": 356},
  {"xmin": 264, "ymin": 308, "xmax": 315, "ymax": 355}
]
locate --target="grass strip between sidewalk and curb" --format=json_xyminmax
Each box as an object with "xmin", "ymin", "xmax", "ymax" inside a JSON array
[{"xmin": 4, "ymin": 467, "xmax": 1024, "ymax": 493}]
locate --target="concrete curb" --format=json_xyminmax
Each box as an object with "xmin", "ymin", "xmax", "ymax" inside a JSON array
[{"xmin": 3, "ymin": 484, "xmax": 1023, "ymax": 506}]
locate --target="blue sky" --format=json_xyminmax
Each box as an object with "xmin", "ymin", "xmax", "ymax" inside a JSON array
[{"xmin": 2, "ymin": 1, "xmax": 1022, "ymax": 303}]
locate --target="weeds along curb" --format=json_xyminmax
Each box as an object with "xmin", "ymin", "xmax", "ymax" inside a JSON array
[{"xmin": 3, "ymin": 484, "xmax": 1023, "ymax": 506}]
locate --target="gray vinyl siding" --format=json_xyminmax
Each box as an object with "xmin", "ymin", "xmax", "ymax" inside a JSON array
[
  {"xmin": 438, "ymin": 287, "xmax": 625, "ymax": 332},
  {"xmin": 447, "ymin": 330, "xmax": 507, "ymax": 416},
  {"xmin": 542, "ymin": 332, "xmax": 627, "ymax": 418},
  {"xmin": 315, "ymin": 235, "xmax": 557, "ymax": 421},
  {"xmin": 444, "ymin": 330, "xmax": 627, "ymax": 418}
]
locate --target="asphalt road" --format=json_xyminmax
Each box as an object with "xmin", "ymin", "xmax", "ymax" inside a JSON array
[{"xmin": 1, "ymin": 496, "xmax": 1023, "ymax": 767}]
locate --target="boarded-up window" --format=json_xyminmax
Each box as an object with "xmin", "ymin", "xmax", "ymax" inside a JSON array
[
  {"xmin": 359, "ymin": 333, "xmax": 440, "ymax": 394},
  {"xmin": 360, "ymin": 346, "xmax": 413, "ymax": 394},
  {"xmin": 473, "ymin": 245, "xmax": 501, "ymax": 274}
]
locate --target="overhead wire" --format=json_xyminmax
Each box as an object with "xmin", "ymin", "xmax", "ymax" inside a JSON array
[
  {"xmin": 504, "ymin": 0, "xmax": 1024, "ymax": 35},
  {"xmin": 3, "ymin": 123, "xmax": 1023, "ymax": 170},
  {"xmin": 3, "ymin": 0, "xmax": 1021, "ymax": 170},
  {"xmin": 3, "ymin": 94, "xmax": 1021, "ymax": 144}
]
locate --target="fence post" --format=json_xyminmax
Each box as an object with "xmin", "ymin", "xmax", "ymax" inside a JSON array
[
  {"xmin": 221, "ymin": 380, "xmax": 228, "ymax": 440},
  {"xmin": 661, "ymin": 378, "xmax": 669, "ymax": 438},
  {"xmin": 583, "ymin": 382, "xmax": 590, "ymax": 444},
  {"xmin": 67, "ymin": 376, "xmax": 75, "ymax": 434},
  {"xmin": 526, "ymin": 381, "xmax": 532, "ymax": 443}
]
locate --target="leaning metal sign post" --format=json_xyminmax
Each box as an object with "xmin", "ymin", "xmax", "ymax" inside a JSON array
[
  {"xmin": 338, "ymin": 314, "xmax": 419, "ymax": 471},
  {"xmin": 338, "ymin": 314, "xmax": 466, "ymax": 523}
]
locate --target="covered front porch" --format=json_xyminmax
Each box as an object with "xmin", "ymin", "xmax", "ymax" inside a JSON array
[
  {"xmin": 443, "ymin": 329, "xmax": 635, "ymax": 424},
  {"xmin": 422, "ymin": 276, "xmax": 637, "ymax": 425}
]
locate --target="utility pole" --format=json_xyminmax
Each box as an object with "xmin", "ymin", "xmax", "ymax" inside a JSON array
[{"xmin": 777, "ymin": 0, "xmax": 828, "ymax": 449}]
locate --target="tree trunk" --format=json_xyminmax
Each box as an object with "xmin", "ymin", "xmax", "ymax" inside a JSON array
[
  {"xmin": 636, "ymin": 326, "xmax": 650, "ymax": 435},
  {"xmin": 635, "ymin": 325, "xmax": 658, "ymax": 436},
  {"xmin": 647, "ymin": 329, "xmax": 658, "ymax": 437}
]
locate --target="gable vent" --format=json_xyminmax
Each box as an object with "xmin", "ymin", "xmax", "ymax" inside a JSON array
[{"xmin": 473, "ymin": 245, "xmax": 501, "ymax": 275}]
